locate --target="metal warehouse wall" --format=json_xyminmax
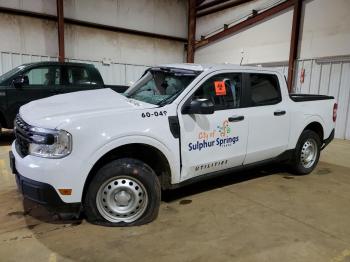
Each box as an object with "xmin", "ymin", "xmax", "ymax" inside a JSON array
[
  {"xmin": 268, "ymin": 58, "xmax": 350, "ymax": 140},
  {"xmin": 0, "ymin": 51, "xmax": 149, "ymax": 86},
  {"xmin": 0, "ymin": 0, "xmax": 187, "ymax": 65},
  {"xmin": 195, "ymin": 0, "xmax": 350, "ymax": 64}
]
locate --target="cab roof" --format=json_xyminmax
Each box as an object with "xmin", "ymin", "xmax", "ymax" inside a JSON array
[
  {"xmin": 158, "ymin": 63, "xmax": 278, "ymax": 73},
  {"xmin": 21, "ymin": 61, "xmax": 95, "ymax": 67}
]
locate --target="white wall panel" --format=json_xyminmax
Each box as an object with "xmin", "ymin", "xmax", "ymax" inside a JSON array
[
  {"xmin": 0, "ymin": 14, "xmax": 185, "ymax": 66},
  {"xmin": 299, "ymin": 0, "xmax": 350, "ymax": 59},
  {"xmin": 318, "ymin": 63, "xmax": 331, "ymax": 95},
  {"xmin": 0, "ymin": 14, "xmax": 59, "ymax": 57},
  {"xmin": 195, "ymin": 9, "xmax": 293, "ymax": 64},
  {"xmin": 64, "ymin": 0, "xmax": 187, "ymax": 38},
  {"xmin": 0, "ymin": 52, "xmax": 58, "ymax": 75},
  {"xmin": 0, "ymin": 0, "xmax": 187, "ymax": 38},
  {"xmin": 196, "ymin": 0, "xmax": 350, "ymax": 65},
  {"xmin": 64, "ymin": 24, "xmax": 184, "ymax": 65},
  {"xmin": 0, "ymin": 0, "xmax": 57, "ymax": 15}
]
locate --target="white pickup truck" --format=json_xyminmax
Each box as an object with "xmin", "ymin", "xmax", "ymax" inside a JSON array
[{"xmin": 10, "ymin": 64, "xmax": 337, "ymax": 226}]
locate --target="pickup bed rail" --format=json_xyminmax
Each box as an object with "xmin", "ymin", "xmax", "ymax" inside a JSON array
[{"xmin": 290, "ymin": 94, "xmax": 334, "ymax": 102}]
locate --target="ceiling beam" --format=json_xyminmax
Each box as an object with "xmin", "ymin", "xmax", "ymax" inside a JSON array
[
  {"xmin": 197, "ymin": 0, "xmax": 255, "ymax": 17},
  {"xmin": 195, "ymin": 0, "xmax": 294, "ymax": 48}
]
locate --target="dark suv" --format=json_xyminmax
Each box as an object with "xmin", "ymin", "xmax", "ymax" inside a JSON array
[{"xmin": 0, "ymin": 62, "xmax": 127, "ymax": 130}]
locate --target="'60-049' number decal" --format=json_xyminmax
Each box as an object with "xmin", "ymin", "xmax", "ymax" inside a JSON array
[{"xmin": 141, "ymin": 111, "xmax": 167, "ymax": 118}]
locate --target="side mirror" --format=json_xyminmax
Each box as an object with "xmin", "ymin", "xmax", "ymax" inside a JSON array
[
  {"xmin": 12, "ymin": 75, "xmax": 29, "ymax": 88},
  {"xmin": 183, "ymin": 98, "xmax": 215, "ymax": 115}
]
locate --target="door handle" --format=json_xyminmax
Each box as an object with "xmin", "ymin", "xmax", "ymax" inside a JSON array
[
  {"xmin": 274, "ymin": 110, "xmax": 286, "ymax": 116},
  {"xmin": 228, "ymin": 115, "xmax": 244, "ymax": 122}
]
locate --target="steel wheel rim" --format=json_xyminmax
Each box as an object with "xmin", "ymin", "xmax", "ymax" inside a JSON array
[
  {"xmin": 300, "ymin": 138, "xmax": 318, "ymax": 169},
  {"xmin": 96, "ymin": 176, "xmax": 148, "ymax": 223}
]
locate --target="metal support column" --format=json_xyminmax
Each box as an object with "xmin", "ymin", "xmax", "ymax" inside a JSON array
[
  {"xmin": 287, "ymin": 0, "xmax": 302, "ymax": 92},
  {"xmin": 187, "ymin": 0, "xmax": 196, "ymax": 63},
  {"xmin": 57, "ymin": 0, "xmax": 65, "ymax": 62}
]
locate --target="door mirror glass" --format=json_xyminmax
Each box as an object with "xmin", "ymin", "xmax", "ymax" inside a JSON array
[
  {"xmin": 184, "ymin": 98, "xmax": 215, "ymax": 115},
  {"xmin": 12, "ymin": 75, "xmax": 29, "ymax": 88}
]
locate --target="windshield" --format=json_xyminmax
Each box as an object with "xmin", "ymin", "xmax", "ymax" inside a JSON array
[
  {"xmin": 124, "ymin": 67, "xmax": 200, "ymax": 105},
  {"xmin": 0, "ymin": 65, "xmax": 27, "ymax": 83}
]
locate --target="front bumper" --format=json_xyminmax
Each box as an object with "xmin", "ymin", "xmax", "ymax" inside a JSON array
[{"xmin": 9, "ymin": 150, "xmax": 81, "ymax": 212}]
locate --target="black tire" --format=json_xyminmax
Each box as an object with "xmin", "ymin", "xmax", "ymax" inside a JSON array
[
  {"xmin": 290, "ymin": 130, "xmax": 321, "ymax": 175},
  {"xmin": 84, "ymin": 158, "xmax": 161, "ymax": 226}
]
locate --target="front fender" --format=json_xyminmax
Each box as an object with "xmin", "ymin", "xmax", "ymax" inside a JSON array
[{"xmin": 82, "ymin": 135, "xmax": 180, "ymax": 185}]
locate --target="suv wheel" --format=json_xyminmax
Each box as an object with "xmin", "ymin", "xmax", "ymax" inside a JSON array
[
  {"xmin": 84, "ymin": 158, "xmax": 161, "ymax": 226},
  {"xmin": 290, "ymin": 130, "xmax": 321, "ymax": 175}
]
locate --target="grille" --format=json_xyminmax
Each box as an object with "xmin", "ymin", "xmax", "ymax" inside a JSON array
[{"xmin": 14, "ymin": 115, "xmax": 32, "ymax": 157}]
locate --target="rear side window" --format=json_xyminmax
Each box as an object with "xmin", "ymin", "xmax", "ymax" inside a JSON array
[
  {"xmin": 248, "ymin": 73, "xmax": 281, "ymax": 106},
  {"xmin": 192, "ymin": 73, "xmax": 242, "ymax": 110},
  {"xmin": 24, "ymin": 66, "xmax": 61, "ymax": 86},
  {"xmin": 67, "ymin": 67, "xmax": 97, "ymax": 86}
]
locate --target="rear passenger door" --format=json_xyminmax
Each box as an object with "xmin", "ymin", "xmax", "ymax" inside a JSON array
[
  {"xmin": 60, "ymin": 66, "xmax": 100, "ymax": 93},
  {"xmin": 243, "ymin": 72, "xmax": 290, "ymax": 165}
]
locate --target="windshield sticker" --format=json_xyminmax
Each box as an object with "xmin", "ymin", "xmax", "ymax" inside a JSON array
[
  {"xmin": 188, "ymin": 120, "xmax": 239, "ymax": 152},
  {"xmin": 141, "ymin": 111, "xmax": 167, "ymax": 118},
  {"xmin": 214, "ymin": 81, "xmax": 226, "ymax": 96}
]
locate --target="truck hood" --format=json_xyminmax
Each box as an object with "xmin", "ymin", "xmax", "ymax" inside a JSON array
[{"xmin": 20, "ymin": 88, "xmax": 156, "ymax": 129}]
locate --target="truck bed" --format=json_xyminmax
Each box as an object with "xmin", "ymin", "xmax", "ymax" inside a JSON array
[{"xmin": 290, "ymin": 94, "xmax": 334, "ymax": 102}]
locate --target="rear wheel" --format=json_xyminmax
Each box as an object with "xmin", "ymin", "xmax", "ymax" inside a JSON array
[
  {"xmin": 290, "ymin": 130, "xmax": 321, "ymax": 175},
  {"xmin": 84, "ymin": 158, "xmax": 161, "ymax": 226}
]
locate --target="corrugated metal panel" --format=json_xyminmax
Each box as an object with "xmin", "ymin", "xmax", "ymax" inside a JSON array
[
  {"xmin": 0, "ymin": 51, "xmax": 150, "ymax": 86},
  {"xmin": 65, "ymin": 58, "xmax": 150, "ymax": 86},
  {"xmin": 0, "ymin": 52, "xmax": 59, "ymax": 75},
  {"xmin": 265, "ymin": 58, "xmax": 350, "ymax": 140}
]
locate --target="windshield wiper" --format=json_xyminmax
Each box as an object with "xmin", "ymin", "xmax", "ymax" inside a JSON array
[{"xmin": 157, "ymin": 88, "xmax": 184, "ymax": 106}]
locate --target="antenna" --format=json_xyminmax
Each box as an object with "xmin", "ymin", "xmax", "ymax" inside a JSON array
[{"xmin": 240, "ymin": 48, "xmax": 244, "ymax": 66}]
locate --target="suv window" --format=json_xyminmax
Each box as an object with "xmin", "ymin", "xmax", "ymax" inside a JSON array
[
  {"xmin": 67, "ymin": 67, "xmax": 96, "ymax": 85},
  {"xmin": 24, "ymin": 66, "xmax": 61, "ymax": 86},
  {"xmin": 192, "ymin": 73, "xmax": 241, "ymax": 110},
  {"xmin": 249, "ymin": 73, "xmax": 281, "ymax": 106}
]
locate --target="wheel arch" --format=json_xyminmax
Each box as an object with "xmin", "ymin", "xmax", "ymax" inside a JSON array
[
  {"xmin": 82, "ymin": 142, "xmax": 173, "ymax": 202},
  {"xmin": 303, "ymin": 121, "xmax": 324, "ymax": 142}
]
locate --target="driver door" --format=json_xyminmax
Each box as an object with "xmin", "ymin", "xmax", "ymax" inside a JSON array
[{"xmin": 178, "ymin": 72, "xmax": 248, "ymax": 181}]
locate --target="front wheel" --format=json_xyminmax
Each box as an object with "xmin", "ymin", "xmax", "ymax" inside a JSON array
[
  {"xmin": 290, "ymin": 130, "xmax": 321, "ymax": 175},
  {"xmin": 84, "ymin": 158, "xmax": 161, "ymax": 226}
]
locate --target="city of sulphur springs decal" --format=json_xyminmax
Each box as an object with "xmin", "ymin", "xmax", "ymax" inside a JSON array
[{"xmin": 188, "ymin": 120, "xmax": 239, "ymax": 151}]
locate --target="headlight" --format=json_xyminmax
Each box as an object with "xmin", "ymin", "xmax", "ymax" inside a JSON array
[{"xmin": 28, "ymin": 129, "xmax": 72, "ymax": 158}]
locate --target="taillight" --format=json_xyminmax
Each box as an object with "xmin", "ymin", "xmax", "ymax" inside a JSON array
[{"xmin": 333, "ymin": 103, "xmax": 338, "ymax": 122}]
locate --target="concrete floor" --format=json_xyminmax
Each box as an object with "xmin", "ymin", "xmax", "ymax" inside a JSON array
[{"xmin": 1, "ymin": 130, "xmax": 350, "ymax": 262}]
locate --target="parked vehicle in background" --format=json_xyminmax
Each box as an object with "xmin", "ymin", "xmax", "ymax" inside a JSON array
[
  {"xmin": 9, "ymin": 64, "xmax": 336, "ymax": 226},
  {"xmin": 0, "ymin": 62, "xmax": 128, "ymax": 131}
]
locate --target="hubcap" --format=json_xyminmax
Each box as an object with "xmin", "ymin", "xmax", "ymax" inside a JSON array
[
  {"xmin": 300, "ymin": 138, "xmax": 318, "ymax": 169},
  {"xmin": 96, "ymin": 176, "xmax": 148, "ymax": 223}
]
